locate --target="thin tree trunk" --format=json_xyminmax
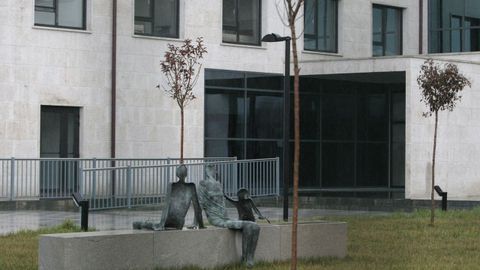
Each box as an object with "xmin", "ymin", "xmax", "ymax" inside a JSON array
[
  {"xmin": 290, "ymin": 18, "xmax": 301, "ymax": 270},
  {"xmin": 180, "ymin": 108, "xmax": 184, "ymax": 164},
  {"xmin": 431, "ymin": 111, "xmax": 438, "ymax": 226}
]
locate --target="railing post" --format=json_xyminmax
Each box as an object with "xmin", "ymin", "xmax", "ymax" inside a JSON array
[
  {"xmin": 92, "ymin": 158, "xmax": 96, "ymax": 203},
  {"xmin": 166, "ymin": 157, "xmax": 171, "ymax": 181},
  {"xmin": 233, "ymin": 161, "xmax": 238, "ymax": 197},
  {"xmin": 10, "ymin": 157, "xmax": 15, "ymax": 201},
  {"xmin": 79, "ymin": 167, "xmax": 84, "ymax": 196},
  {"xmin": 275, "ymin": 157, "xmax": 280, "ymax": 197},
  {"xmin": 127, "ymin": 165, "xmax": 132, "ymax": 209}
]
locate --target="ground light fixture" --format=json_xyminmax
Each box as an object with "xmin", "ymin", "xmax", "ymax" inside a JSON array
[{"xmin": 261, "ymin": 33, "xmax": 291, "ymax": 221}]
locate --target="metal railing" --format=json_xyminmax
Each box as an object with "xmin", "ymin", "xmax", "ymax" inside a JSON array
[
  {"xmin": 80, "ymin": 158, "xmax": 280, "ymax": 210},
  {"xmin": 0, "ymin": 157, "xmax": 235, "ymax": 201}
]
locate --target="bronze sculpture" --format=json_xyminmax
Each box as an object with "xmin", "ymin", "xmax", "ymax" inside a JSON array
[
  {"xmin": 133, "ymin": 165, "xmax": 204, "ymax": 230},
  {"xmin": 225, "ymin": 188, "xmax": 270, "ymax": 223},
  {"xmin": 198, "ymin": 164, "xmax": 260, "ymax": 267}
]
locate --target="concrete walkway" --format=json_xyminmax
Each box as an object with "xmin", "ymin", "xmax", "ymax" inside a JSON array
[{"xmin": 0, "ymin": 207, "xmax": 388, "ymax": 235}]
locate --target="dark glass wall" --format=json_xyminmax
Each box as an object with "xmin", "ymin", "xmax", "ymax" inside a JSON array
[
  {"xmin": 205, "ymin": 70, "xmax": 405, "ymax": 195},
  {"xmin": 429, "ymin": 0, "xmax": 480, "ymax": 53},
  {"xmin": 205, "ymin": 70, "xmax": 284, "ymax": 160},
  {"xmin": 291, "ymin": 73, "xmax": 405, "ymax": 191}
]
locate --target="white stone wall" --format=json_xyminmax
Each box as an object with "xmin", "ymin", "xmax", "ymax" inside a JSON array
[
  {"xmin": 2, "ymin": 0, "xmax": 480, "ymax": 199},
  {"xmin": 0, "ymin": 0, "xmax": 112, "ymax": 158},
  {"xmin": 406, "ymin": 58, "xmax": 480, "ymax": 201}
]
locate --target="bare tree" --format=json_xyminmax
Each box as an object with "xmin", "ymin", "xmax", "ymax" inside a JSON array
[
  {"xmin": 279, "ymin": 1, "xmax": 304, "ymax": 269},
  {"xmin": 158, "ymin": 38, "xmax": 207, "ymax": 163},
  {"xmin": 417, "ymin": 59, "xmax": 470, "ymax": 226}
]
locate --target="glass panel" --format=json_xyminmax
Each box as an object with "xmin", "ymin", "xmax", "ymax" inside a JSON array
[
  {"xmin": 297, "ymin": 93, "xmax": 321, "ymax": 140},
  {"xmin": 247, "ymin": 92, "xmax": 283, "ymax": 139},
  {"xmin": 391, "ymin": 142, "xmax": 405, "ymax": 187},
  {"xmin": 372, "ymin": 7, "xmax": 383, "ymax": 36},
  {"xmin": 223, "ymin": 0, "xmax": 237, "ymax": 43},
  {"xmin": 392, "ymin": 91, "xmax": 405, "ymax": 122},
  {"xmin": 304, "ymin": 0, "xmax": 315, "ymax": 35},
  {"xmin": 35, "ymin": 10, "xmax": 55, "ymax": 25},
  {"xmin": 135, "ymin": 0, "xmax": 151, "ymax": 17},
  {"xmin": 356, "ymin": 143, "xmax": 388, "ymax": 187},
  {"xmin": 385, "ymin": 32, "xmax": 401, "ymax": 55},
  {"xmin": 238, "ymin": 0, "xmax": 260, "ymax": 44},
  {"xmin": 429, "ymin": 0, "xmax": 441, "ymax": 29},
  {"xmin": 41, "ymin": 111, "xmax": 61, "ymax": 157},
  {"xmin": 246, "ymin": 74, "xmax": 283, "ymax": 90},
  {"xmin": 153, "ymin": 0, "xmax": 178, "ymax": 37},
  {"xmin": 205, "ymin": 70, "xmax": 245, "ymax": 88},
  {"xmin": 322, "ymin": 92, "xmax": 355, "ymax": 140},
  {"xmin": 290, "ymin": 142, "xmax": 321, "ymax": 188},
  {"xmin": 321, "ymin": 143, "xmax": 355, "ymax": 187},
  {"xmin": 357, "ymin": 88, "xmax": 388, "ymax": 141},
  {"xmin": 205, "ymin": 90, "xmax": 245, "ymax": 138},
  {"xmin": 36, "ymin": 0, "xmax": 54, "ymax": 7},
  {"xmin": 134, "ymin": 21, "xmax": 153, "ymax": 35},
  {"xmin": 205, "ymin": 140, "xmax": 244, "ymax": 159},
  {"xmin": 466, "ymin": 0, "xmax": 480, "ymax": 19},
  {"xmin": 464, "ymin": 17, "xmax": 480, "ymax": 51},
  {"xmin": 441, "ymin": 30, "xmax": 452, "ymax": 52},
  {"xmin": 304, "ymin": 36, "xmax": 317, "ymax": 50},
  {"xmin": 318, "ymin": 0, "xmax": 337, "ymax": 52},
  {"xmin": 58, "ymin": 0, "xmax": 84, "ymax": 28},
  {"xmin": 429, "ymin": 30, "xmax": 441, "ymax": 53},
  {"xmin": 246, "ymin": 141, "xmax": 282, "ymax": 159}
]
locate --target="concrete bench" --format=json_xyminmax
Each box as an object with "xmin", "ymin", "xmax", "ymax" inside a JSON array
[{"xmin": 39, "ymin": 221, "xmax": 347, "ymax": 270}]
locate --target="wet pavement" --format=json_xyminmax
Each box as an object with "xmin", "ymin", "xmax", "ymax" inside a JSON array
[{"xmin": 0, "ymin": 207, "xmax": 389, "ymax": 235}]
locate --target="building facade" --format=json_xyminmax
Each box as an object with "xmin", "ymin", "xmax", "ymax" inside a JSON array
[{"xmin": 1, "ymin": 0, "xmax": 480, "ymax": 200}]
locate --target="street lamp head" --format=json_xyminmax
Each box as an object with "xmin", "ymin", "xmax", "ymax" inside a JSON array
[{"xmin": 261, "ymin": 33, "xmax": 291, "ymax": 42}]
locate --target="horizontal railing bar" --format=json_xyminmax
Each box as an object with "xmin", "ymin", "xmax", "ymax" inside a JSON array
[{"xmin": 81, "ymin": 158, "xmax": 278, "ymax": 172}]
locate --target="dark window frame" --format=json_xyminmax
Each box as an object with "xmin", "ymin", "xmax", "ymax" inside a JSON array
[
  {"xmin": 428, "ymin": 0, "xmax": 480, "ymax": 53},
  {"xmin": 303, "ymin": 0, "xmax": 338, "ymax": 53},
  {"xmin": 372, "ymin": 4, "xmax": 403, "ymax": 57},
  {"xmin": 134, "ymin": 0, "xmax": 180, "ymax": 38},
  {"xmin": 222, "ymin": 0, "xmax": 262, "ymax": 46},
  {"xmin": 34, "ymin": 0, "xmax": 87, "ymax": 30}
]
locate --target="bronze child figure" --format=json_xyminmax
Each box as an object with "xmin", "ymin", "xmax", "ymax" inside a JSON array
[{"xmin": 225, "ymin": 188, "xmax": 270, "ymax": 223}]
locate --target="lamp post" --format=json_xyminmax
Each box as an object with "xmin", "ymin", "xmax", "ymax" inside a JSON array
[{"xmin": 261, "ymin": 33, "xmax": 291, "ymax": 221}]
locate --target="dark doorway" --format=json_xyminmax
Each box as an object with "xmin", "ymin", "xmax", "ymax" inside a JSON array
[{"xmin": 40, "ymin": 106, "xmax": 80, "ymax": 197}]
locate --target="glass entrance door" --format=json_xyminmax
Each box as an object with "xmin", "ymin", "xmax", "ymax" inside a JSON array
[{"xmin": 40, "ymin": 106, "xmax": 80, "ymax": 197}]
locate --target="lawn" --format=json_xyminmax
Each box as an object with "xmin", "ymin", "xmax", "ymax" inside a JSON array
[
  {"xmin": 0, "ymin": 220, "xmax": 82, "ymax": 270},
  {"xmin": 2, "ymin": 209, "xmax": 480, "ymax": 270}
]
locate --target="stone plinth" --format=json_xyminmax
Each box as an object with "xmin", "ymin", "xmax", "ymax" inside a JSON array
[{"xmin": 39, "ymin": 222, "xmax": 347, "ymax": 270}]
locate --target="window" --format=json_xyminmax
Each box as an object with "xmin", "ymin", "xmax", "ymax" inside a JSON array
[
  {"xmin": 134, "ymin": 0, "xmax": 179, "ymax": 38},
  {"xmin": 372, "ymin": 5, "xmax": 402, "ymax": 56},
  {"xmin": 205, "ymin": 70, "xmax": 283, "ymax": 160},
  {"xmin": 222, "ymin": 0, "xmax": 262, "ymax": 45},
  {"xmin": 34, "ymin": 0, "xmax": 86, "ymax": 29},
  {"xmin": 304, "ymin": 0, "xmax": 338, "ymax": 52},
  {"xmin": 429, "ymin": 0, "xmax": 480, "ymax": 53}
]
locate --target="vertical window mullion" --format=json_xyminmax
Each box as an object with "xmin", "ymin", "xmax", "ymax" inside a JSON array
[
  {"xmin": 54, "ymin": 0, "xmax": 58, "ymax": 27},
  {"xmin": 151, "ymin": 0, "xmax": 155, "ymax": 35},
  {"xmin": 315, "ymin": 0, "xmax": 319, "ymax": 50},
  {"xmin": 236, "ymin": 0, "xmax": 240, "ymax": 43}
]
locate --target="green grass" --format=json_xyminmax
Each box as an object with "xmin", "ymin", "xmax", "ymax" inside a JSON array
[
  {"xmin": 157, "ymin": 209, "xmax": 480, "ymax": 270},
  {"xmin": 2, "ymin": 209, "xmax": 480, "ymax": 270},
  {"xmin": 0, "ymin": 220, "xmax": 83, "ymax": 270}
]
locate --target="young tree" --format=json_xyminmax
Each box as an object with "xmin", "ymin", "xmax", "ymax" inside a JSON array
[
  {"xmin": 417, "ymin": 59, "xmax": 470, "ymax": 226},
  {"xmin": 158, "ymin": 38, "xmax": 207, "ymax": 163},
  {"xmin": 280, "ymin": 1, "xmax": 303, "ymax": 269}
]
